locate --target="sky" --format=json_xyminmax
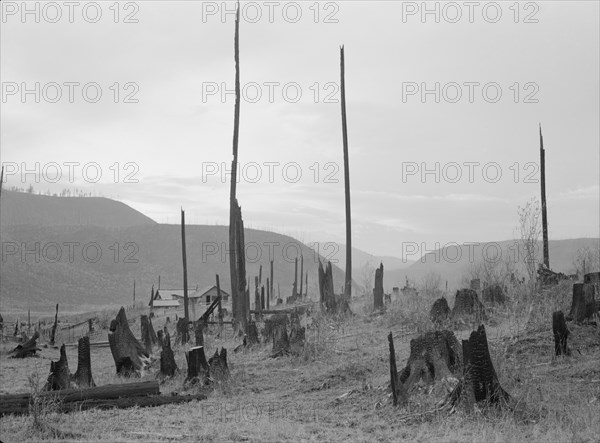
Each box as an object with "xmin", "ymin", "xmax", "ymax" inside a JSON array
[{"xmin": 1, "ymin": 1, "xmax": 599, "ymax": 258}]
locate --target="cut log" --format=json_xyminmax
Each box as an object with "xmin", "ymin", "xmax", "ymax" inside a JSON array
[
  {"xmin": 208, "ymin": 348, "xmax": 229, "ymax": 381},
  {"xmin": 45, "ymin": 344, "xmax": 71, "ymax": 391},
  {"xmin": 552, "ymin": 311, "xmax": 570, "ymax": 356},
  {"xmin": 159, "ymin": 330, "xmax": 178, "ymax": 379},
  {"xmin": 185, "ymin": 346, "xmax": 210, "ymax": 385},
  {"xmin": 373, "ymin": 263, "xmax": 384, "ymax": 311},
  {"xmin": 108, "ymin": 307, "xmax": 149, "ymax": 376},
  {"xmin": 567, "ymin": 283, "xmax": 597, "ymax": 323},
  {"xmin": 9, "ymin": 331, "xmax": 41, "ymax": 358},
  {"xmin": 270, "ymin": 321, "xmax": 290, "ymax": 358},
  {"xmin": 430, "ymin": 297, "xmax": 450, "ymax": 324},
  {"xmin": 398, "ymin": 330, "xmax": 462, "ymax": 393},
  {"xmin": 0, "ymin": 381, "xmax": 161, "ymax": 416},
  {"xmin": 71, "ymin": 336, "xmax": 95, "ymax": 388},
  {"xmin": 388, "ymin": 332, "xmax": 408, "ymax": 406}
]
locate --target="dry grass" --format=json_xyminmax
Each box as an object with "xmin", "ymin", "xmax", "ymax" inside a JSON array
[{"xmin": 1, "ymin": 286, "xmax": 599, "ymax": 442}]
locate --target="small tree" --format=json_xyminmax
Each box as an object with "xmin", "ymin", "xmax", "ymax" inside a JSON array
[{"xmin": 516, "ymin": 197, "xmax": 541, "ymax": 288}]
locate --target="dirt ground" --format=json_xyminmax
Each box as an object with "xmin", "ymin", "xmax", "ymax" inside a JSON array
[{"xmin": 0, "ymin": 290, "xmax": 599, "ymax": 442}]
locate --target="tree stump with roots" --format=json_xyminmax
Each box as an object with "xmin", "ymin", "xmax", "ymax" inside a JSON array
[
  {"xmin": 552, "ymin": 311, "xmax": 571, "ymax": 356},
  {"xmin": 158, "ymin": 330, "xmax": 178, "ymax": 379},
  {"xmin": 208, "ymin": 348, "xmax": 229, "ymax": 382},
  {"xmin": 270, "ymin": 322, "xmax": 290, "ymax": 358},
  {"xmin": 71, "ymin": 336, "xmax": 96, "ymax": 388},
  {"xmin": 452, "ymin": 289, "xmax": 486, "ymax": 322},
  {"xmin": 289, "ymin": 312, "xmax": 305, "ymax": 355},
  {"xmin": 246, "ymin": 322, "xmax": 260, "ymax": 347},
  {"xmin": 430, "ymin": 298, "xmax": 450, "ymax": 324},
  {"xmin": 185, "ymin": 346, "xmax": 210, "ymax": 386},
  {"xmin": 108, "ymin": 307, "xmax": 150, "ymax": 377},
  {"xmin": 567, "ymin": 283, "xmax": 597, "ymax": 323}
]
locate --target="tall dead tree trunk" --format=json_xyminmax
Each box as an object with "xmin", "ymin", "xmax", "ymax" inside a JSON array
[
  {"xmin": 539, "ymin": 124, "xmax": 549, "ymax": 269},
  {"xmin": 293, "ymin": 256, "xmax": 298, "ymax": 299},
  {"xmin": 50, "ymin": 303, "xmax": 59, "ymax": 346},
  {"xmin": 373, "ymin": 263, "xmax": 384, "ymax": 311},
  {"xmin": 299, "ymin": 255, "xmax": 304, "ymax": 297},
  {"xmin": 216, "ymin": 274, "xmax": 223, "ymax": 326},
  {"xmin": 181, "ymin": 208, "xmax": 189, "ymax": 342},
  {"xmin": 72, "ymin": 336, "xmax": 95, "ymax": 388},
  {"xmin": 305, "ymin": 273, "xmax": 308, "ymax": 298},
  {"xmin": 261, "ymin": 286, "xmax": 265, "ymax": 310},
  {"xmin": 270, "ymin": 260, "xmax": 274, "ymax": 305},
  {"xmin": 270, "ymin": 321, "xmax": 290, "ymax": 358},
  {"xmin": 340, "ymin": 45, "xmax": 352, "ymax": 298},
  {"xmin": 266, "ymin": 278, "xmax": 270, "ymax": 309}
]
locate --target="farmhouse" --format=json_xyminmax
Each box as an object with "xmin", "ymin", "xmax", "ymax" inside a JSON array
[{"xmin": 150, "ymin": 286, "xmax": 231, "ymax": 319}]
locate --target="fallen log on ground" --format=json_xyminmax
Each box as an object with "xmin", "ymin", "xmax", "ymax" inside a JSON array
[
  {"xmin": 108, "ymin": 307, "xmax": 150, "ymax": 376},
  {"xmin": 0, "ymin": 381, "xmax": 160, "ymax": 416},
  {"xmin": 9, "ymin": 331, "xmax": 41, "ymax": 358}
]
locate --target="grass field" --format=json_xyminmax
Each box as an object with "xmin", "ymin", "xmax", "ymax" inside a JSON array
[{"xmin": 1, "ymin": 282, "xmax": 599, "ymax": 442}]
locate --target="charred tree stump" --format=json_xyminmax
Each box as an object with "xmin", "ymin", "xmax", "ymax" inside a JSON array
[
  {"xmin": 452, "ymin": 289, "xmax": 486, "ymax": 322},
  {"xmin": 208, "ymin": 348, "xmax": 229, "ymax": 382},
  {"xmin": 185, "ymin": 346, "xmax": 210, "ymax": 385},
  {"xmin": 552, "ymin": 311, "xmax": 570, "ymax": 356},
  {"xmin": 176, "ymin": 317, "xmax": 189, "ymax": 345},
  {"xmin": 71, "ymin": 336, "xmax": 95, "ymax": 388},
  {"xmin": 399, "ymin": 330, "xmax": 462, "ymax": 393},
  {"xmin": 567, "ymin": 283, "xmax": 597, "ymax": 323},
  {"xmin": 141, "ymin": 315, "xmax": 156, "ymax": 355},
  {"xmin": 108, "ymin": 307, "xmax": 149, "ymax": 376},
  {"xmin": 45, "ymin": 344, "xmax": 71, "ymax": 391},
  {"xmin": 50, "ymin": 303, "xmax": 59, "ymax": 346},
  {"xmin": 246, "ymin": 321, "xmax": 260, "ymax": 346},
  {"xmin": 193, "ymin": 319, "xmax": 204, "ymax": 347},
  {"xmin": 270, "ymin": 321, "xmax": 290, "ymax": 358},
  {"xmin": 157, "ymin": 330, "xmax": 165, "ymax": 348},
  {"xmin": 159, "ymin": 330, "xmax": 178, "ymax": 379},
  {"xmin": 430, "ymin": 297, "xmax": 450, "ymax": 324},
  {"xmin": 373, "ymin": 263, "xmax": 384, "ymax": 311},
  {"xmin": 318, "ymin": 260, "xmax": 352, "ymax": 315},
  {"xmin": 289, "ymin": 312, "xmax": 305, "ymax": 355},
  {"xmin": 388, "ymin": 332, "xmax": 408, "ymax": 406},
  {"xmin": 9, "ymin": 331, "xmax": 41, "ymax": 358}
]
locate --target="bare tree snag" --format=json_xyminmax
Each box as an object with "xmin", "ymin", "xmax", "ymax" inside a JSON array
[
  {"xmin": 181, "ymin": 208, "xmax": 190, "ymax": 331},
  {"xmin": 266, "ymin": 278, "xmax": 271, "ymax": 309},
  {"xmin": 185, "ymin": 346, "xmax": 210, "ymax": 385},
  {"xmin": 340, "ymin": 45, "xmax": 352, "ymax": 298},
  {"xmin": 159, "ymin": 330, "xmax": 178, "ymax": 379},
  {"xmin": 9, "ymin": 331, "xmax": 41, "ymax": 358},
  {"xmin": 299, "ymin": 254, "xmax": 304, "ymax": 297},
  {"xmin": 568, "ymin": 283, "xmax": 597, "ymax": 323},
  {"xmin": 208, "ymin": 348, "xmax": 229, "ymax": 382},
  {"xmin": 293, "ymin": 256, "xmax": 298, "ymax": 299},
  {"xmin": 254, "ymin": 276, "xmax": 261, "ymax": 312},
  {"xmin": 388, "ymin": 332, "xmax": 408, "ymax": 406},
  {"xmin": 539, "ymin": 124, "xmax": 549, "ymax": 269},
  {"xmin": 270, "ymin": 321, "xmax": 290, "ymax": 358},
  {"xmin": 373, "ymin": 263, "xmax": 384, "ymax": 311},
  {"xmin": 50, "ymin": 303, "xmax": 59, "ymax": 346},
  {"xmin": 318, "ymin": 260, "xmax": 352, "ymax": 315},
  {"xmin": 261, "ymin": 286, "xmax": 265, "ymax": 310},
  {"xmin": 399, "ymin": 330, "xmax": 462, "ymax": 393},
  {"xmin": 270, "ymin": 260, "xmax": 274, "ymax": 305},
  {"xmin": 552, "ymin": 311, "xmax": 570, "ymax": 356},
  {"xmin": 45, "ymin": 344, "xmax": 71, "ymax": 391},
  {"xmin": 108, "ymin": 307, "xmax": 149, "ymax": 376},
  {"xmin": 430, "ymin": 297, "xmax": 450, "ymax": 324},
  {"xmin": 71, "ymin": 336, "xmax": 95, "ymax": 388}
]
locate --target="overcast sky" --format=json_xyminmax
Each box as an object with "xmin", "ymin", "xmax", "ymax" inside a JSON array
[{"xmin": 1, "ymin": 1, "xmax": 598, "ymax": 258}]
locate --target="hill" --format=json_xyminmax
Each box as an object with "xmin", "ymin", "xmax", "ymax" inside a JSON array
[{"xmin": 0, "ymin": 190, "xmax": 156, "ymax": 228}]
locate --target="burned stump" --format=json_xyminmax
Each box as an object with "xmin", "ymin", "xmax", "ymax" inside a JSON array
[
  {"xmin": 45, "ymin": 344, "xmax": 71, "ymax": 391},
  {"xmin": 388, "ymin": 332, "xmax": 408, "ymax": 406},
  {"xmin": 9, "ymin": 331, "xmax": 41, "ymax": 358},
  {"xmin": 246, "ymin": 322, "xmax": 260, "ymax": 347},
  {"xmin": 271, "ymin": 321, "xmax": 290, "ymax": 358},
  {"xmin": 159, "ymin": 330, "xmax": 178, "ymax": 379},
  {"xmin": 208, "ymin": 348, "xmax": 229, "ymax": 382},
  {"xmin": 482, "ymin": 284, "xmax": 508, "ymax": 305},
  {"xmin": 263, "ymin": 314, "xmax": 288, "ymax": 342},
  {"xmin": 108, "ymin": 307, "xmax": 149, "ymax": 377},
  {"xmin": 71, "ymin": 336, "xmax": 95, "ymax": 388},
  {"xmin": 289, "ymin": 312, "xmax": 305, "ymax": 355},
  {"xmin": 552, "ymin": 311, "xmax": 570, "ymax": 356},
  {"xmin": 430, "ymin": 298, "xmax": 450, "ymax": 324},
  {"xmin": 185, "ymin": 346, "xmax": 210, "ymax": 385},
  {"xmin": 452, "ymin": 289, "xmax": 486, "ymax": 321},
  {"xmin": 398, "ymin": 330, "xmax": 462, "ymax": 393},
  {"xmin": 318, "ymin": 260, "xmax": 352, "ymax": 315},
  {"xmin": 567, "ymin": 283, "xmax": 597, "ymax": 323},
  {"xmin": 176, "ymin": 317, "xmax": 189, "ymax": 344},
  {"xmin": 140, "ymin": 315, "xmax": 157, "ymax": 355}
]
